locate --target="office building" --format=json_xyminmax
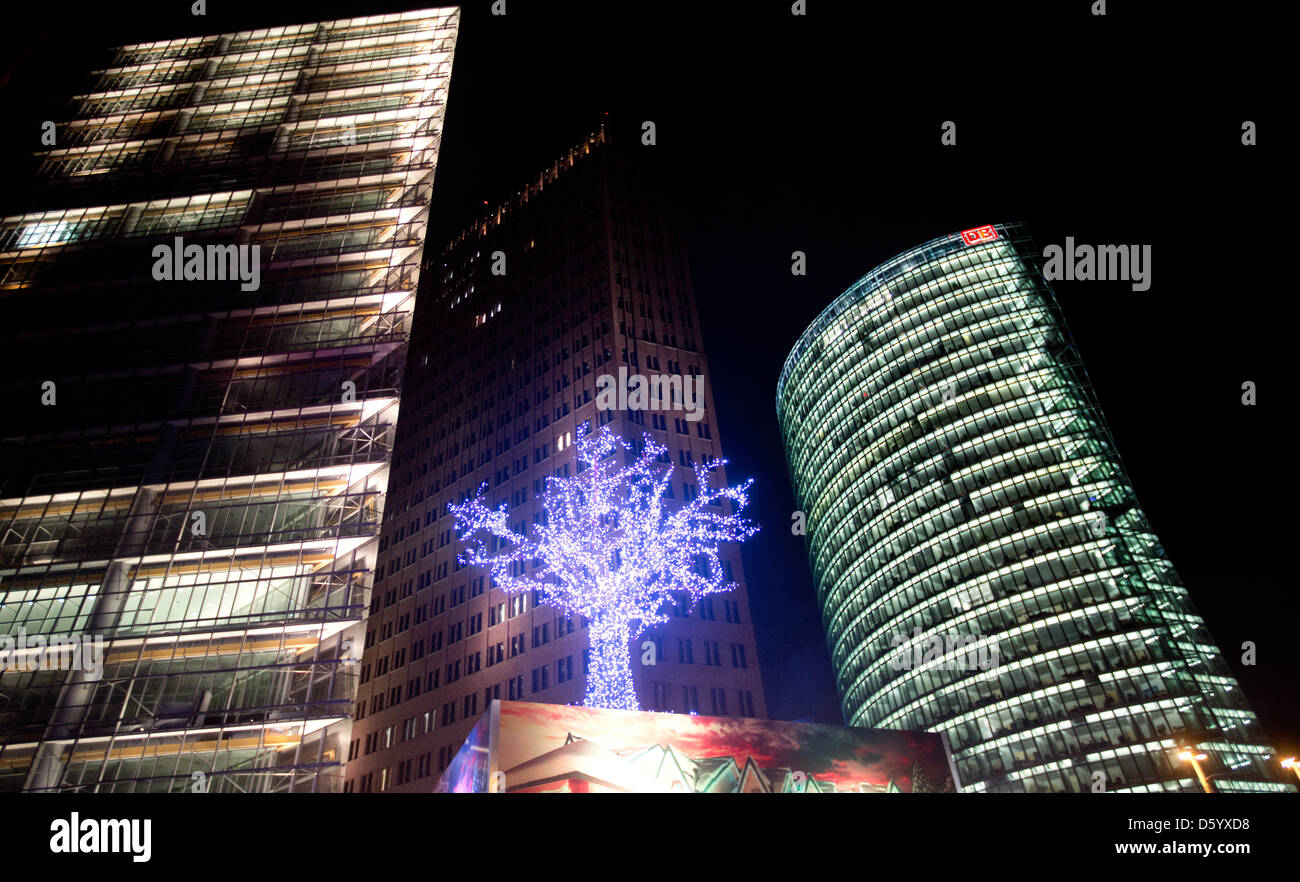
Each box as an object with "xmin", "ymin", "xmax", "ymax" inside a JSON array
[
  {"xmin": 345, "ymin": 125, "xmax": 766, "ymax": 792},
  {"xmin": 0, "ymin": 7, "xmax": 460, "ymax": 792},
  {"xmin": 776, "ymin": 222, "xmax": 1291, "ymax": 792}
]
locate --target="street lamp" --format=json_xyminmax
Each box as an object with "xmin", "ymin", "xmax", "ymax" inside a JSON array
[
  {"xmin": 1177, "ymin": 749, "xmax": 1212, "ymax": 793},
  {"xmin": 1281, "ymin": 757, "xmax": 1300, "ymax": 786}
]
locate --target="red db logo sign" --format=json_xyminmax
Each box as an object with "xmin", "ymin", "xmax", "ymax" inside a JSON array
[{"xmin": 960, "ymin": 225, "xmax": 998, "ymax": 245}]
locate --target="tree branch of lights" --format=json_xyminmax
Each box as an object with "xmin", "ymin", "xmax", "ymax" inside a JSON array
[{"xmin": 448, "ymin": 423, "xmax": 758, "ymax": 711}]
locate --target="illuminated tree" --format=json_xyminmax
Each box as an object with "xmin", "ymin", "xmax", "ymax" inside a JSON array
[{"xmin": 449, "ymin": 423, "xmax": 758, "ymax": 711}]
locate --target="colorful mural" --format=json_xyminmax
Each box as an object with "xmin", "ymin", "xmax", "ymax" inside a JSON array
[
  {"xmin": 433, "ymin": 712, "xmax": 491, "ymax": 794},
  {"xmin": 437, "ymin": 701, "xmax": 958, "ymax": 793}
]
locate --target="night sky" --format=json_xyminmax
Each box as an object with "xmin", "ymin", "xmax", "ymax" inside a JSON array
[{"xmin": 1, "ymin": 2, "xmax": 1291, "ymax": 754}]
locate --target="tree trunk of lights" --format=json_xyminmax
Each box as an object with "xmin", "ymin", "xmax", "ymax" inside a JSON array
[{"xmin": 584, "ymin": 616, "xmax": 639, "ymax": 711}]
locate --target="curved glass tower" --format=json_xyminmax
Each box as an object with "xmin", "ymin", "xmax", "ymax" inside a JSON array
[{"xmin": 776, "ymin": 223, "xmax": 1289, "ymax": 793}]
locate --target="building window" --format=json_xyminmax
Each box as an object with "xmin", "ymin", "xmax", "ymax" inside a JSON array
[
  {"xmin": 730, "ymin": 643, "xmax": 748, "ymax": 668},
  {"xmin": 652, "ymin": 682, "xmax": 669, "ymax": 711}
]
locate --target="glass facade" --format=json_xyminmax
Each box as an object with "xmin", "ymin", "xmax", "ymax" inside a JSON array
[
  {"xmin": 776, "ymin": 223, "xmax": 1291, "ymax": 793},
  {"xmin": 0, "ymin": 8, "xmax": 459, "ymax": 791}
]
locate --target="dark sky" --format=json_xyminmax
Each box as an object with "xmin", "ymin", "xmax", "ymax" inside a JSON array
[{"xmin": 1, "ymin": 2, "xmax": 1291, "ymax": 752}]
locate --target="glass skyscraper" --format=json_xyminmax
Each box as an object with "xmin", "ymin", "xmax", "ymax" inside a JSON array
[
  {"xmin": 0, "ymin": 8, "xmax": 459, "ymax": 792},
  {"xmin": 776, "ymin": 222, "xmax": 1290, "ymax": 793}
]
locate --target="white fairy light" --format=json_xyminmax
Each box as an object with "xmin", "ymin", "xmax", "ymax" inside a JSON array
[{"xmin": 449, "ymin": 423, "xmax": 758, "ymax": 710}]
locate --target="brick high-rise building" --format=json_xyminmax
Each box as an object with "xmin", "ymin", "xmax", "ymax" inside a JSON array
[{"xmin": 346, "ymin": 125, "xmax": 767, "ymax": 793}]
